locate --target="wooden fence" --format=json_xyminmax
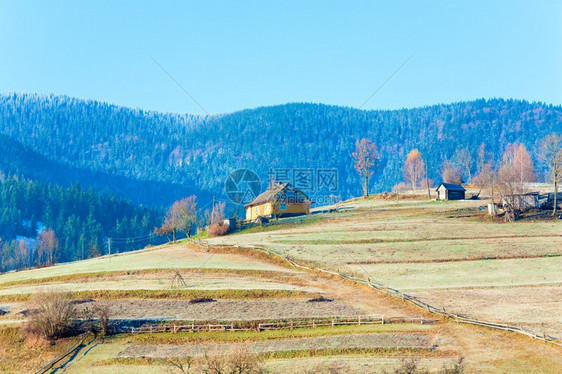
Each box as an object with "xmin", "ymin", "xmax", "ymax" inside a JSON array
[
  {"xmin": 111, "ymin": 315, "xmax": 430, "ymax": 335},
  {"xmin": 194, "ymin": 241, "xmax": 561, "ymax": 347}
]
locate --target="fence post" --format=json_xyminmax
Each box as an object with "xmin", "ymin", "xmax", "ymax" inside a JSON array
[
  {"xmin": 290, "ymin": 321, "xmax": 294, "ymax": 330},
  {"xmin": 358, "ymin": 316, "xmax": 361, "ymax": 325},
  {"xmin": 332, "ymin": 317, "xmax": 335, "ymax": 327},
  {"xmin": 312, "ymin": 319, "xmax": 315, "ymax": 328},
  {"xmin": 381, "ymin": 316, "xmax": 384, "ymax": 325}
]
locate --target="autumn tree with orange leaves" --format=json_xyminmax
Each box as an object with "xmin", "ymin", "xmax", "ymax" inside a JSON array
[
  {"xmin": 403, "ymin": 149, "xmax": 425, "ymax": 193},
  {"xmin": 155, "ymin": 196, "xmax": 198, "ymax": 241},
  {"xmin": 352, "ymin": 138, "xmax": 380, "ymax": 197}
]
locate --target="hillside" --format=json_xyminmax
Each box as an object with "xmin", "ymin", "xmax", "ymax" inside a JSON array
[
  {"xmin": 0, "ymin": 176, "xmax": 163, "ymax": 272},
  {"xmin": 0, "ymin": 197, "xmax": 560, "ymax": 373},
  {"xmin": 1, "ymin": 93, "xmax": 560, "ymax": 208}
]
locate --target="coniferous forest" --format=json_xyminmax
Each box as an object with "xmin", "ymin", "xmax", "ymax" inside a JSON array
[{"xmin": 0, "ymin": 176, "xmax": 162, "ymax": 272}]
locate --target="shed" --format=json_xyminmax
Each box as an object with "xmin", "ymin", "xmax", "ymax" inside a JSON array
[
  {"xmin": 244, "ymin": 181, "xmax": 311, "ymax": 221},
  {"xmin": 436, "ymin": 183, "xmax": 466, "ymax": 201}
]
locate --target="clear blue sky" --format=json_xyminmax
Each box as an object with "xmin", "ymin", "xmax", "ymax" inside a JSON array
[{"xmin": 1, "ymin": 1, "xmax": 561, "ymax": 114}]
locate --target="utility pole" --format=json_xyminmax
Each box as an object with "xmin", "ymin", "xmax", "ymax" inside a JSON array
[
  {"xmin": 108, "ymin": 238, "xmax": 111, "ymax": 257},
  {"xmin": 425, "ymin": 159, "xmax": 431, "ymax": 200},
  {"xmin": 212, "ymin": 196, "xmax": 216, "ymax": 224}
]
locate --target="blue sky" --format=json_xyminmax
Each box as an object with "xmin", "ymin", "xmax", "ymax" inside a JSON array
[{"xmin": 1, "ymin": 1, "xmax": 561, "ymax": 114}]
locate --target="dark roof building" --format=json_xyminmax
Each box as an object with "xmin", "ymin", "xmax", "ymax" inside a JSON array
[{"xmin": 435, "ymin": 183, "xmax": 466, "ymax": 201}]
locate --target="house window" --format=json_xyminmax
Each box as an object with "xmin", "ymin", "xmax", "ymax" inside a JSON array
[
  {"xmin": 254, "ymin": 206, "xmax": 259, "ymax": 214},
  {"xmin": 279, "ymin": 203, "xmax": 287, "ymax": 211}
]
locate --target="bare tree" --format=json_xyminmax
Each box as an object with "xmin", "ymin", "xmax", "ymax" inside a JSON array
[
  {"xmin": 22, "ymin": 290, "xmax": 77, "ymax": 341},
  {"xmin": 440, "ymin": 159, "xmax": 463, "ymax": 184},
  {"xmin": 473, "ymin": 163, "xmax": 497, "ymax": 201},
  {"xmin": 539, "ymin": 133, "xmax": 562, "ymax": 216},
  {"xmin": 36, "ymin": 229, "xmax": 59, "ymax": 266},
  {"xmin": 497, "ymin": 143, "xmax": 535, "ymax": 221},
  {"xmin": 403, "ymin": 149, "xmax": 425, "ymax": 193},
  {"xmin": 476, "ymin": 143, "xmax": 487, "ymax": 175},
  {"xmin": 16, "ymin": 240, "xmax": 30, "ymax": 269},
  {"xmin": 352, "ymin": 138, "xmax": 380, "ymax": 197},
  {"xmin": 166, "ymin": 357, "xmax": 196, "ymax": 374},
  {"xmin": 455, "ymin": 146, "xmax": 473, "ymax": 183},
  {"xmin": 392, "ymin": 182, "xmax": 409, "ymax": 201},
  {"xmin": 155, "ymin": 196, "xmax": 198, "ymax": 241},
  {"xmin": 211, "ymin": 201, "xmax": 226, "ymax": 224},
  {"xmin": 202, "ymin": 345, "xmax": 265, "ymax": 374}
]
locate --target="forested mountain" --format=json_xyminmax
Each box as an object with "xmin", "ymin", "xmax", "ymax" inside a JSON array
[
  {"xmin": 0, "ymin": 134, "xmax": 209, "ymax": 207},
  {"xmin": 0, "ymin": 93, "xmax": 561, "ymax": 209}
]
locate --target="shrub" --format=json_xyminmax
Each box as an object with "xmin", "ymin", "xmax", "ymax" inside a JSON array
[
  {"xmin": 202, "ymin": 345, "xmax": 265, "ymax": 374},
  {"xmin": 21, "ymin": 290, "xmax": 77, "ymax": 342},
  {"xmin": 96, "ymin": 304, "xmax": 111, "ymax": 336},
  {"xmin": 189, "ymin": 298, "xmax": 216, "ymax": 304},
  {"xmin": 208, "ymin": 222, "xmax": 229, "ymax": 237},
  {"xmin": 307, "ymin": 296, "xmax": 333, "ymax": 302}
]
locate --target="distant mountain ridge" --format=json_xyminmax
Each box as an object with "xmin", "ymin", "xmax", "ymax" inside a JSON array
[{"xmin": 0, "ymin": 93, "xmax": 560, "ymax": 208}]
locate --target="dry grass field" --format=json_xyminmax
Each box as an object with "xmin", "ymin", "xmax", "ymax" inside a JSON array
[
  {"xmin": 208, "ymin": 192, "xmax": 562, "ymax": 339},
  {"xmin": 1, "ymin": 191, "xmax": 561, "ymax": 373}
]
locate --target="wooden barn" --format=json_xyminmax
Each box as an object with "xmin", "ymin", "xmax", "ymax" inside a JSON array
[
  {"xmin": 245, "ymin": 181, "xmax": 311, "ymax": 221},
  {"xmin": 436, "ymin": 183, "xmax": 466, "ymax": 201}
]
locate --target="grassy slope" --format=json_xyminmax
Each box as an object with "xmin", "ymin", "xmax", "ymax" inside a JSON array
[
  {"xmin": 207, "ymin": 194, "xmax": 562, "ymax": 335},
  {"xmin": 1, "ymin": 194, "xmax": 561, "ymax": 373},
  {"xmin": 0, "ymin": 242, "xmax": 294, "ymax": 286}
]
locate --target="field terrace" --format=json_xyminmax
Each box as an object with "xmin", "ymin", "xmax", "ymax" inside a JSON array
[{"xmin": 208, "ymin": 193, "xmax": 562, "ymax": 338}]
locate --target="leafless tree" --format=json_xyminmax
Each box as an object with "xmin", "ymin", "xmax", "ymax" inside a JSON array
[
  {"xmin": 403, "ymin": 149, "xmax": 425, "ymax": 193},
  {"xmin": 473, "ymin": 163, "xmax": 497, "ymax": 201},
  {"xmin": 455, "ymin": 146, "xmax": 473, "ymax": 183},
  {"xmin": 211, "ymin": 201, "xmax": 226, "ymax": 224},
  {"xmin": 202, "ymin": 345, "xmax": 265, "ymax": 374},
  {"xmin": 166, "ymin": 356, "xmax": 196, "ymax": 374},
  {"xmin": 539, "ymin": 133, "xmax": 562, "ymax": 215},
  {"xmin": 392, "ymin": 182, "xmax": 409, "ymax": 201},
  {"xmin": 16, "ymin": 240, "xmax": 30, "ymax": 269},
  {"xmin": 22, "ymin": 290, "xmax": 77, "ymax": 341},
  {"xmin": 440, "ymin": 159, "xmax": 463, "ymax": 184},
  {"xmin": 497, "ymin": 143, "xmax": 535, "ymax": 221},
  {"xmin": 36, "ymin": 229, "xmax": 59, "ymax": 266},
  {"xmin": 476, "ymin": 143, "xmax": 487, "ymax": 175},
  {"xmin": 352, "ymin": 138, "xmax": 380, "ymax": 197}
]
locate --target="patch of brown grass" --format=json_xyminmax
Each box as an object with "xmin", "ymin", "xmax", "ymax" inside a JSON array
[
  {"xmin": 0, "ymin": 289, "xmax": 313, "ymax": 303},
  {"xmin": 0, "ymin": 268, "xmax": 299, "ymax": 288},
  {"xmin": 0, "ymin": 327, "xmax": 68, "ymax": 373}
]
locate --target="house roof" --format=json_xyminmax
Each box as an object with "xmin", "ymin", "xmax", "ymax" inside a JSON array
[
  {"xmin": 245, "ymin": 181, "xmax": 310, "ymax": 208},
  {"xmin": 435, "ymin": 183, "xmax": 466, "ymax": 192}
]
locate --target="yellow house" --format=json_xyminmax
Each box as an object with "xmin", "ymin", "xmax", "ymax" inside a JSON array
[{"xmin": 245, "ymin": 181, "xmax": 311, "ymax": 221}]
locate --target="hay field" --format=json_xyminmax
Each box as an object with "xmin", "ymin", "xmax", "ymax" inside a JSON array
[{"xmin": 207, "ymin": 195, "xmax": 562, "ymax": 338}]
